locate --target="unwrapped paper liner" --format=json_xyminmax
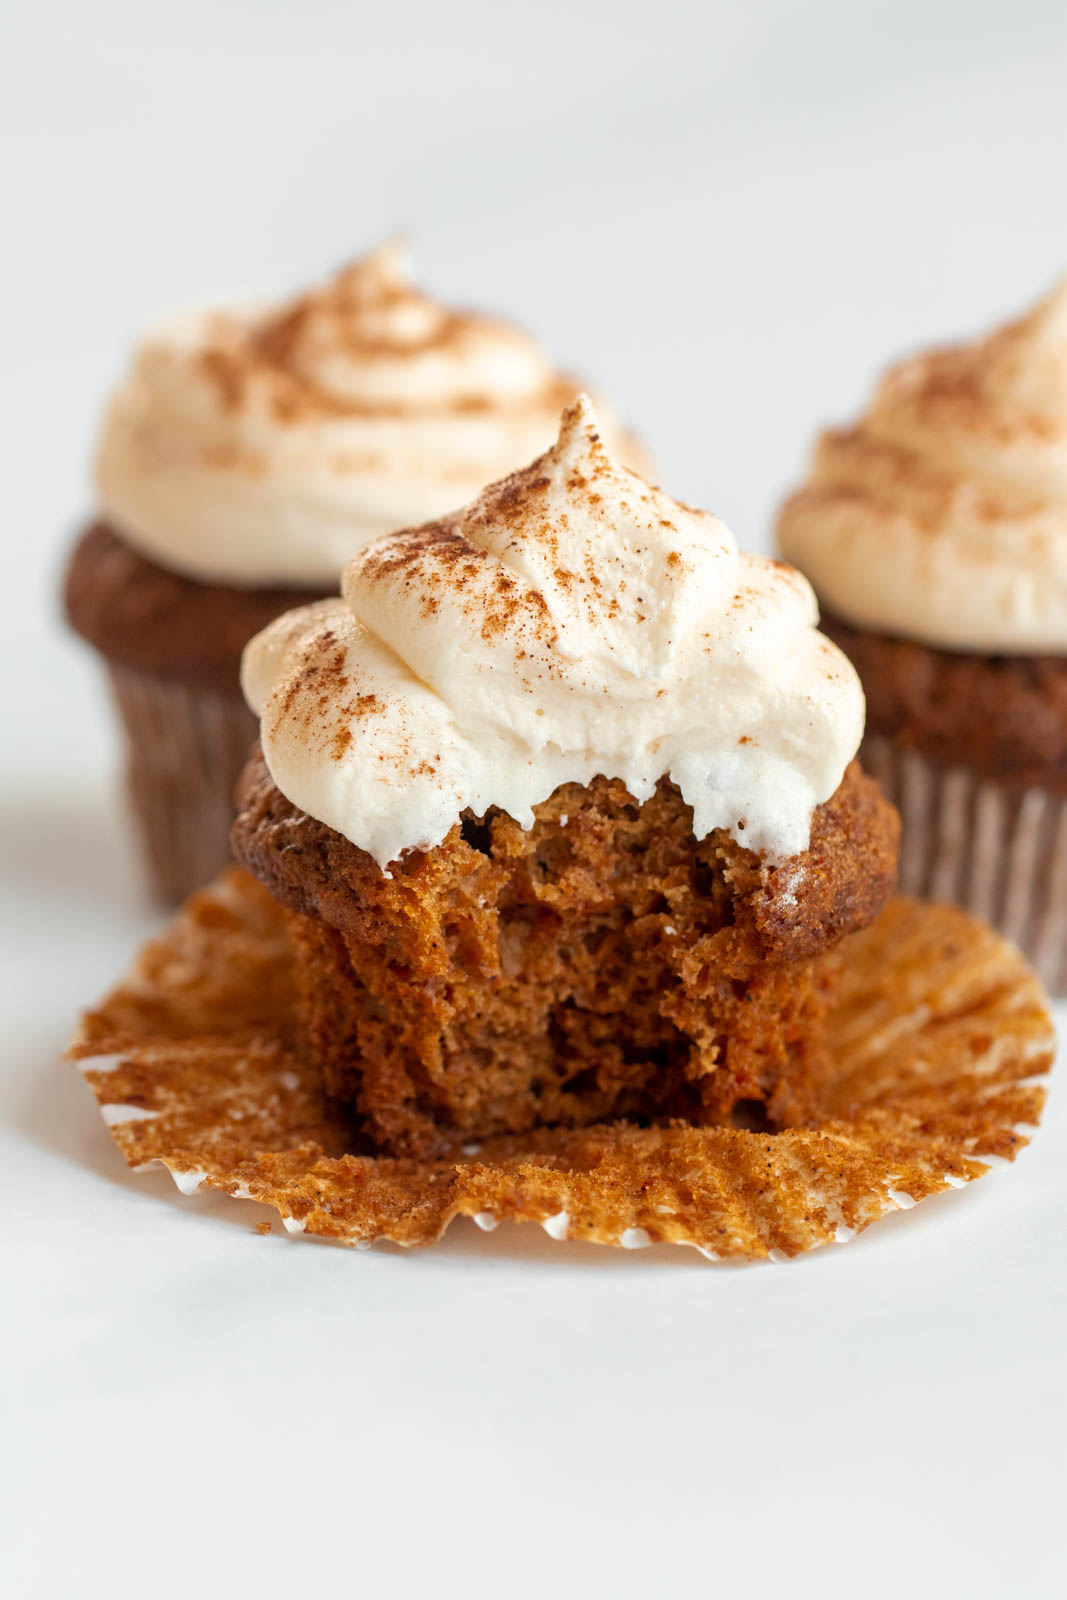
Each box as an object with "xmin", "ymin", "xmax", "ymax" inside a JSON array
[
  {"xmin": 71, "ymin": 869, "xmax": 1053, "ymax": 1260},
  {"xmin": 864, "ymin": 735, "xmax": 1067, "ymax": 996}
]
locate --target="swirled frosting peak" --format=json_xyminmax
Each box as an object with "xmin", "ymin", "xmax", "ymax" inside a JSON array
[
  {"xmin": 243, "ymin": 398, "xmax": 864, "ymax": 867},
  {"xmin": 95, "ymin": 242, "xmax": 645, "ymax": 588},
  {"xmin": 778, "ymin": 276, "xmax": 1067, "ymax": 652},
  {"xmin": 974, "ymin": 277, "xmax": 1067, "ymax": 426}
]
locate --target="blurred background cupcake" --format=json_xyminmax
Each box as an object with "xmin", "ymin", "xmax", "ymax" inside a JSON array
[
  {"xmin": 64, "ymin": 240, "xmax": 649, "ymax": 902},
  {"xmin": 777, "ymin": 278, "xmax": 1067, "ymax": 992}
]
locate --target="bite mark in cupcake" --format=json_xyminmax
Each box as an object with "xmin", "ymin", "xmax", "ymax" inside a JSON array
[
  {"xmin": 233, "ymin": 399, "xmax": 897, "ymax": 1156},
  {"xmin": 72, "ymin": 402, "xmax": 1056, "ymax": 1255}
]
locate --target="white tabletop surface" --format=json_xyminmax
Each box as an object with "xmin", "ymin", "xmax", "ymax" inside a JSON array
[{"xmin": 3, "ymin": 2, "xmax": 1066, "ymax": 1595}]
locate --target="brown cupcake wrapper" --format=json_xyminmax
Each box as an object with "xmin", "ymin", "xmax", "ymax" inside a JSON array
[
  {"xmin": 863, "ymin": 735, "xmax": 1067, "ymax": 996},
  {"xmin": 69, "ymin": 869, "xmax": 1053, "ymax": 1260},
  {"xmin": 106, "ymin": 665, "xmax": 258, "ymax": 904}
]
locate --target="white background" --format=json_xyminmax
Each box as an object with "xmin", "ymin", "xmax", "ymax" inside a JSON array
[{"xmin": 2, "ymin": 2, "xmax": 1066, "ymax": 1595}]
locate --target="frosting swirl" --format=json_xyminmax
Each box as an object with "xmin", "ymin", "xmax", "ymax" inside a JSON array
[
  {"xmin": 243, "ymin": 398, "xmax": 863, "ymax": 867},
  {"xmin": 778, "ymin": 278, "xmax": 1067, "ymax": 653},
  {"xmin": 95, "ymin": 242, "xmax": 646, "ymax": 588}
]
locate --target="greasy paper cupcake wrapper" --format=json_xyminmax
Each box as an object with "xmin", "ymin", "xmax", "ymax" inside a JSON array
[
  {"xmin": 108, "ymin": 665, "xmax": 258, "ymax": 904},
  {"xmin": 864, "ymin": 735, "xmax": 1067, "ymax": 996},
  {"xmin": 70, "ymin": 869, "xmax": 1053, "ymax": 1260}
]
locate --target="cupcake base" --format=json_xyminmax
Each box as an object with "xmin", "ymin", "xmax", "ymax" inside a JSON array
[
  {"xmin": 70, "ymin": 868, "xmax": 1053, "ymax": 1259},
  {"xmin": 863, "ymin": 735, "xmax": 1067, "ymax": 996},
  {"xmin": 108, "ymin": 665, "xmax": 258, "ymax": 904}
]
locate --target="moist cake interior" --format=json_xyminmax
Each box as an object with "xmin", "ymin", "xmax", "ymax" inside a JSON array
[{"xmin": 234, "ymin": 752, "xmax": 898, "ymax": 1157}]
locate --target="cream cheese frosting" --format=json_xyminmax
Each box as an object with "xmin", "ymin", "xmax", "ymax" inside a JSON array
[
  {"xmin": 778, "ymin": 278, "xmax": 1067, "ymax": 653},
  {"xmin": 242, "ymin": 397, "xmax": 864, "ymax": 867},
  {"xmin": 95, "ymin": 242, "xmax": 646, "ymax": 589}
]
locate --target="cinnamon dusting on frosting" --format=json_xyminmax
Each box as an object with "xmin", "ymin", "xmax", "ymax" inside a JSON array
[
  {"xmin": 95, "ymin": 242, "xmax": 649, "ymax": 589},
  {"xmin": 779, "ymin": 277, "xmax": 1067, "ymax": 652},
  {"xmin": 192, "ymin": 243, "xmax": 577, "ymax": 424},
  {"xmin": 242, "ymin": 398, "xmax": 864, "ymax": 867}
]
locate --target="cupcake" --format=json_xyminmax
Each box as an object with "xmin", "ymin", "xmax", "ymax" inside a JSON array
[
  {"xmin": 778, "ymin": 278, "xmax": 1067, "ymax": 992},
  {"xmin": 64, "ymin": 242, "xmax": 646, "ymax": 903},
  {"xmin": 232, "ymin": 398, "xmax": 899, "ymax": 1159}
]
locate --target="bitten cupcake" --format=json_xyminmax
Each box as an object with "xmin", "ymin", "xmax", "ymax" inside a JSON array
[
  {"xmin": 231, "ymin": 398, "xmax": 898, "ymax": 1158},
  {"xmin": 778, "ymin": 279, "xmax": 1067, "ymax": 992},
  {"xmin": 64, "ymin": 243, "xmax": 646, "ymax": 902}
]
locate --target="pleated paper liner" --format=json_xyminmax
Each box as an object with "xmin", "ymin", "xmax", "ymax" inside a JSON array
[
  {"xmin": 107, "ymin": 664, "xmax": 258, "ymax": 904},
  {"xmin": 864, "ymin": 734, "xmax": 1067, "ymax": 996},
  {"xmin": 71, "ymin": 868, "xmax": 1054, "ymax": 1261}
]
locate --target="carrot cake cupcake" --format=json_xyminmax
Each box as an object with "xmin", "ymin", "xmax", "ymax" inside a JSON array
[
  {"xmin": 231, "ymin": 397, "xmax": 899, "ymax": 1158},
  {"xmin": 64, "ymin": 243, "xmax": 646, "ymax": 902},
  {"xmin": 778, "ymin": 278, "xmax": 1067, "ymax": 992}
]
